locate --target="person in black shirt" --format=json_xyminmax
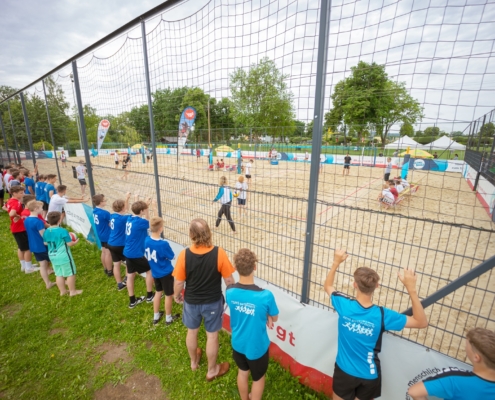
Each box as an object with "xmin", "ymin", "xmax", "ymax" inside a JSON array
[{"xmin": 343, "ymin": 153, "xmax": 351, "ymax": 176}]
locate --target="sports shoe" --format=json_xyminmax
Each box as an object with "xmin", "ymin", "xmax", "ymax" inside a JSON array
[
  {"xmin": 128, "ymin": 296, "xmax": 145, "ymax": 309},
  {"xmin": 165, "ymin": 313, "xmax": 181, "ymax": 326},
  {"xmin": 105, "ymin": 269, "xmax": 114, "ymax": 277},
  {"xmin": 25, "ymin": 267, "xmax": 40, "ymax": 274},
  {"xmin": 117, "ymin": 282, "xmax": 127, "ymax": 291},
  {"xmin": 153, "ymin": 311, "xmax": 164, "ymax": 325},
  {"xmin": 146, "ymin": 292, "xmax": 155, "ymax": 303}
]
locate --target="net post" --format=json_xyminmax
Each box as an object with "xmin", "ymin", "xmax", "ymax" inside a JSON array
[
  {"xmin": 141, "ymin": 20, "xmax": 163, "ymax": 218},
  {"xmin": 300, "ymin": 0, "xmax": 332, "ymax": 304},
  {"xmin": 42, "ymin": 79, "xmax": 63, "ymax": 185},
  {"xmin": 19, "ymin": 92, "xmax": 37, "ymax": 170},
  {"xmin": 0, "ymin": 114, "xmax": 11, "ymax": 164},
  {"xmin": 71, "ymin": 60, "xmax": 96, "ymax": 200},
  {"xmin": 7, "ymin": 101, "xmax": 21, "ymax": 164}
]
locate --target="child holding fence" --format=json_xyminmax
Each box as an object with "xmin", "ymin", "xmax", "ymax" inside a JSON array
[{"xmin": 235, "ymin": 175, "xmax": 248, "ymax": 217}]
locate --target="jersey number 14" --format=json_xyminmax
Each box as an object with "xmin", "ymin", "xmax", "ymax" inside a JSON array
[{"xmin": 145, "ymin": 248, "xmax": 157, "ymax": 263}]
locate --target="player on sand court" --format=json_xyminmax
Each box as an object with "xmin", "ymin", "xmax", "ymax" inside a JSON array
[
  {"xmin": 324, "ymin": 249, "xmax": 428, "ymax": 400},
  {"xmin": 343, "ymin": 153, "xmax": 351, "ymax": 176},
  {"xmin": 213, "ymin": 176, "xmax": 236, "ymax": 234}
]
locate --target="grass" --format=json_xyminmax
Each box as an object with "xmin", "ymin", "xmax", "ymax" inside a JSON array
[{"xmin": 0, "ymin": 213, "xmax": 328, "ymax": 400}]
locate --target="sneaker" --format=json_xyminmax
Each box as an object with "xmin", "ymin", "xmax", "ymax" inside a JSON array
[
  {"xmin": 146, "ymin": 292, "xmax": 155, "ymax": 303},
  {"xmin": 117, "ymin": 282, "xmax": 127, "ymax": 291},
  {"xmin": 165, "ymin": 313, "xmax": 181, "ymax": 326},
  {"xmin": 153, "ymin": 311, "xmax": 164, "ymax": 325},
  {"xmin": 25, "ymin": 267, "xmax": 40, "ymax": 274},
  {"xmin": 128, "ymin": 296, "xmax": 145, "ymax": 309},
  {"xmin": 105, "ymin": 269, "xmax": 114, "ymax": 277}
]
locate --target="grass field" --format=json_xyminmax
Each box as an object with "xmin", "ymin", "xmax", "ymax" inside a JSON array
[{"xmin": 0, "ymin": 213, "xmax": 328, "ymax": 400}]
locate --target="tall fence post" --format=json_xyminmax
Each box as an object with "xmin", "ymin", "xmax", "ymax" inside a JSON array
[
  {"xmin": 0, "ymin": 114, "xmax": 11, "ymax": 164},
  {"xmin": 300, "ymin": 0, "xmax": 332, "ymax": 304},
  {"xmin": 42, "ymin": 80, "xmax": 63, "ymax": 184},
  {"xmin": 71, "ymin": 60, "xmax": 96, "ymax": 200},
  {"xmin": 7, "ymin": 101, "xmax": 21, "ymax": 164},
  {"xmin": 20, "ymin": 92, "xmax": 37, "ymax": 170},
  {"xmin": 141, "ymin": 20, "xmax": 163, "ymax": 218}
]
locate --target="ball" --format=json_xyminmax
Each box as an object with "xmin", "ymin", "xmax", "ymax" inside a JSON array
[
  {"xmin": 233, "ymin": 191, "xmax": 240, "ymax": 198},
  {"xmin": 69, "ymin": 232, "xmax": 78, "ymax": 242}
]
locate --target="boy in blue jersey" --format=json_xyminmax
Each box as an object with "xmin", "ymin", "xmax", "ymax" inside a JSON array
[
  {"xmin": 35, "ymin": 175, "xmax": 47, "ymax": 216},
  {"xmin": 145, "ymin": 216, "xmax": 180, "ymax": 325},
  {"xmin": 408, "ymin": 327, "xmax": 495, "ymax": 399},
  {"xmin": 107, "ymin": 194, "xmax": 131, "ymax": 291},
  {"xmin": 24, "ymin": 200, "xmax": 56, "ymax": 289},
  {"xmin": 43, "ymin": 211, "xmax": 82, "ymax": 297},
  {"xmin": 226, "ymin": 248, "xmax": 279, "ymax": 400},
  {"xmin": 123, "ymin": 199, "xmax": 154, "ymax": 308},
  {"xmin": 23, "ymin": 169, "xmax": 35, "ymax": 195},
  {"xmin": 44, "ymin": 174, "xmax": 57, "ymax": 209},
  {"xmin": 324, "ymin": 249, "xmax": 428, "ymax": 400},
  {"xmin": 92, "ymin": 194, "xmax": 114, "ymax": 277}
]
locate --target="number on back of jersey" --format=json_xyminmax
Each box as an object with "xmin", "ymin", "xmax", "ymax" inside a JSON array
[{"xmin": 145, "ymin": 248, "xmax": 157, "ymax": 263}]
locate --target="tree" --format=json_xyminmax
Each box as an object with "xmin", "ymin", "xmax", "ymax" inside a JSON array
[
  {"xmin": 294, "ymin": 120, "xmax": 305, "ymax": 136},
  {"xmin": 127, "ymin": 105, "xmax": 150, "ymax": 139},
  {"xmin": 480, "ymin": 122, "xmax": 495, "ymax": 138},
  {"xmin": 153, "ymin": 87, "xmax": 189, "ymax": 134},
  {"xmin": 423, "ymin": 126, "xmax": 443, "ymax": 137},
  {"xmin": 451, "ymin": 131, "xmax": 464, "ymax": 137},
  {"xmin": 229, "ymin": 57, "xmax": 295, "ymax": 136},
  {"xmin": 324, "ymin": 61, "xmax": 423, "ymax": 146},
  {"xmin": 399, "ymin": 122, "xmax": 414, "ymax": 137}
]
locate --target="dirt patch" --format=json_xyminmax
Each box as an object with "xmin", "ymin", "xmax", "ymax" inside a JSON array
[
  {"xmin": 49, "ymin": 328, "xmax": 67, "ymax": 335},
  {"xmin": 97, "ymin": 343, "xmax": 132, "ymax": 364},
  {"xmin": 94, "ymin": 370, "xmax": 168, "ymax": 400},
  {"xmin": 1, "ymin": 304, "xmax": 21, "ymax": 318}
]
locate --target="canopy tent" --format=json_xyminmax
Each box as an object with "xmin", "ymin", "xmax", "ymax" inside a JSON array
[
  {"xmin": 399, "ymin": 149, "xmax": 434, "ymax": 159},
  {"xmin": 384, "ymin": 135, "xmax": 421, "ymax": 149},
  {"xmin": 215, "ymin": 145, "xmax": 235, "ymax": 152},
  {"xmin": 131, "ymin": 144, "xmax": 147, "ymax": 149},
  {"xmin": 419, "ymin": 136, "xmax": 466, "ymax": 151}
]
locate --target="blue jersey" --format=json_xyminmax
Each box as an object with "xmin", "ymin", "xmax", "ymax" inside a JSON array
[
  {"xmin": 24, "ymin": 216, "xmax": 47, "ymax": 253},
  {"xmin": 108, "ymin": 213, "xmax": 128, "ymax": 247},
  {"xmin": 424, "ymin": 368, "xmax": 495, "ymax": 400},
  {"xmin": 44, "ymin": 183, "xmax": 56, "ymax": 204},
  {"xmin": 35, "ymin": 181, "xmax": 46, "ymax": 201},
  {"xmin": 144, "ymin": 236, "xmax": 175, "ymax": 278},
  {"xmin": 123, "ymin": 216, "xmax": 149, "ymax": 259},
  {"xmin": 24, "ymin": 177, "xmax": 35, "ymax": 195},
  {"xmin": 93, "ymin": 207, "xmax": 111, "ymax": 243},
  {"xmin": 331, "ymin": 292, "xmax": 407, "ymax": 380},
  {"xmin": 226, "ymin": 283, "xmax": 279, "ymax": 360}
]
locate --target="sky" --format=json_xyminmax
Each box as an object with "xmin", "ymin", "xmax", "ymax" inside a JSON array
[{"xmin": 1, "ymin": 0, "xmax": 494, "ymax": 133}]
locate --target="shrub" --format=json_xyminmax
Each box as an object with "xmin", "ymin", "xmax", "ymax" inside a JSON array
[{"xmin": 33, "ymin": 141, "xmax": 53, "ymax": 150}]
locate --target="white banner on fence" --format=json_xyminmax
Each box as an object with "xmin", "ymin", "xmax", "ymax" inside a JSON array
[{"xmin": 64, "ymin": 203, "xmax": 92, "ymax": 237}]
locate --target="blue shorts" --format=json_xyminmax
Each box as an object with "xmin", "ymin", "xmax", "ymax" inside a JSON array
[
  {"xmin": 182, "ymin": 297, "xmax": 224, "ymax": 332},
  {"xmin": 237, "ymin": 198, "xmax": 246, "ymax": 206},
  {"xmin": 33, "ymin": 251, "xmax": 50, "ymax": 262}
]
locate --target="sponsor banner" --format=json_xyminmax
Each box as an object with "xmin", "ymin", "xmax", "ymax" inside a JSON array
[
  {"xmin": 96, "ymin": 120, "xmax": 111, "ymax": 151},
  {"xmin": 64, "ymin": 203, "xmax": 101, "ymax": 247},
  {"xmin": 178, "ymin": 107, "xmax": 197, "ymax": 146},
  {"xmin": 409, "ymin": 158, "xmax": 466, "ymax": 173}
]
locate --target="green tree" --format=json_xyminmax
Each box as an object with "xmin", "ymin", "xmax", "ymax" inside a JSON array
[
  {"xmin": 399, "ymin": 122, "xmax": 414, "ymax": 137},
  {"xmin": 127, "ymin": 105, "xmax": 150, "ymax": 139},
  {"xmin": 480, "ymin": 122, "xmax": 495, "ymax": 138},
  {"xmin": 229, "ymin": 57, "xmax": 295, "ymax": 136},
  {"xmin": 153, "ymin": 87, "xmax": 189, "ymax": 134},
  {"xmin": 423, "ymin": 126, "xmax": 443, "ymax": 137},
  {"xmin": 324, "ymin": 61, "xmax": 423, "ymax": 146},
  {"xmin": 451, "ymin": 131, "xmax": 464, "ymax": 137},
  {"xmin": 294, "ymin": 120, "xmax": 305, "ymax": 136}
]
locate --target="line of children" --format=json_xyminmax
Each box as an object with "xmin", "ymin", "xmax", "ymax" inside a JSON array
[{"xmin": 92, "ymin": 194, "xmax": 114, "ymax": 276}]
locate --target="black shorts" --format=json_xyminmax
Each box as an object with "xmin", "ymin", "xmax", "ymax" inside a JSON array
[
  {"xmin": 126, "ymin": 256, "xmax": 150, "ymax": 274},
  {"xmin": 344, "ymin": 164, "xmax": 350, "ymax": 169},
  {"xmin": 245, "ymin": 174, "xmax": 251, "ymax": 179},
  {"xmin": 78, "ymin": 179, "xmax": 87, "ymax": 186},
  {"xmin": 115, "ymin": 161, "xmax": 119, "ymax": 165},
  {"xmin": 33, "ymin": 251, "xmax": 50, "ymax": 262},
  {"xmin": 232, "ymin": 349, "xmax": 269, "ymax": 382},
  {"xmin": 42, "ymin": 201, "xmax": 48, "ymax": 211},
  {"xmin": 384, "ymin": 173, "xmax": 390, "ymax": 182},
  {"xmin": 100, "ymin": 241, "xmax": 108, "ymax": 249},
  {"xmin": 332, "ymin": 363, "xmax": 381, "ymax": 400},
  {"xmin": 107, "ymin": 245, "xmax": 125, "ymax": 263},
  {"xmin": 13, "ymin": 231, "xmax": 30, "ymax": 252},
  {"xmin": 154, "ymin": 274, "xmax": 174, "ymax": 295},
  {"xmin": 0, "ymin": 189, "xmax": 4, "ymax": 199},
  {"xmin": 237, "ymin": 198, "xmax": 246, "ymax": 206}
]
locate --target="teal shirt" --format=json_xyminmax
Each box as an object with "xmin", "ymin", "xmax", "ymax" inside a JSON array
[{"xmin": 43, "ymin": 226, "xmax": 73, "ymax": 265}]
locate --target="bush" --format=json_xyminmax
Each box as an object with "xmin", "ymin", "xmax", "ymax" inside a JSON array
[
  {"xmin": 414, "ymin": 136, "xmax": 438, "ymax": 145},
  {"xmin": 33, "ymin": 141, "xmax": 53, "ymax": 151}
]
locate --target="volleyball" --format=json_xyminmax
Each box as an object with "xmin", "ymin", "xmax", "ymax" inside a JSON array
[
  {"xmin": 69, "ymin": 232, "xmax": 78, "ymax": 242},
  {"xmin": 233, "ymin": 190, "xmax": 240, "ymax": 198}
]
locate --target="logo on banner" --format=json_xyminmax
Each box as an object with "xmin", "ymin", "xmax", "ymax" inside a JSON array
[
  {"xmin": 97, "ymin": 119, "xmax": 111, "ymax": 152},
  {"xmin": 178, "ymin": 107, "xmax": 197, "ymax": 145},
  {"xmin": 413, "ymin": 159, "xmax": 425, "ymax": 169}
]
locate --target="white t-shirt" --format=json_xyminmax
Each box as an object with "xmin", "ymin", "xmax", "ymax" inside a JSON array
[
  {"xmin": 401, "ymin": 180, "xmax": 410, "ymax": 188},
  {"xmin": 48, "ymin": 194, "xmax": 68, "ymax": 214},
  {"xmin": 114, "ymin": 153, "xmax": 119, "ymax": 161},
  {"xmin": 382, "ymin": 189, "xmax": 394, "ymax": 201},
  {"xmin": 4, "ymin": 173, "xmax": 11, "ymax": 189},
  {"xmin": 235, "ymin": 182, "xmax": 248, "ymax": 200},
  {"xmin": 60, "ymin": 153, "xmax": 66, "ymax": 160},
  {"xmin": 396, "ymin": 184, "xmax": 404, "ymax": 193},
  {"xmin": 76, "ymin": 165, "xmax": 86, "ymax": 179},
  {"xmin": 244, "ymin": 162, "xmax": 251, "ymax": 175}
]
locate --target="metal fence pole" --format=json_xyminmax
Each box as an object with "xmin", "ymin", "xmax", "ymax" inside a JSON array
[
  {"xmin": 300, "ymin": 0, "xmax": 332, "ymax": 304},
  {"xmin": 20, "ymin": 92, "xmax": 37, "ymax": 170},
  {"xmin": 71, "ymin": 60, "xmax": 96, "ymax": 200},
  {"xmin": 477, "ymin": 115, "xmax": 486, "ymax": 152},
  {"xmin": 0, "ymin": 114, "xmax": 11, "ymax": 164},
  {"xmin": 7, "ymin": 101, "xmax": 21, "ymax": 164},
  {"xmin": 141, "ymin": 20, "xmax": 163, "ymax": 218},
  {"xmin": 42, "ymin": 80, "xmax": 63, "ymax": 184}
]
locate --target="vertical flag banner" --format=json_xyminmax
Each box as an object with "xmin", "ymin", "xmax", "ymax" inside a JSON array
[
  {"xmin": 178, "ymin": 107, "xmax": 197, "ymax": 146},
  {"xmin": 96, "ymin": 119, "xmax": 111, "ymax": 151}
]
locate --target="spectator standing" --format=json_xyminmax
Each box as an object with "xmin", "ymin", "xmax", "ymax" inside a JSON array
[
  {"xmin": 384, "ymin": 157, "xmax": 392, "ymax": 182},
  {"xmin": 75, "ymin": 161, "xmax": 87, "ymax": 196}
]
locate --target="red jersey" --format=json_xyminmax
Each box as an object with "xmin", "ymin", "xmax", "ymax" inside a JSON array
[
  {"xmin": 6, "ymin": 198, "xmax": 25, "ymax": 233},
  {"xmin": 389, "ymin": 187, "xmax": 399, "ymax": 199},
  {"xmin": 21, "ymin": 209, "xmax": 45, "ymax": 222}
]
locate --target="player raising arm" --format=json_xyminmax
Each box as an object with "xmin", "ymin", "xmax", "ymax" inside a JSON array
[{"xmin": 323, "ymin": 249, "xmax": 428, "ymax": 400}]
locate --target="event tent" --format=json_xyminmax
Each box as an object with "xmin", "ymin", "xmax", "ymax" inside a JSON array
[
  {"xmin": 419, "ymin": 135, "xmax": 466, "ymax": 151},
  {"xmin": 384, "ymin": 135, "xmax": 421, "ymax": 149}
]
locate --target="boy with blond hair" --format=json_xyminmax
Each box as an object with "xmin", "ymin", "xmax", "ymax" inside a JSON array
[
  {"xmin": 324, "ymin": 249, "xmax": 428, "ymax": 400},
  {"xmin": 24, "ymin": 200, "xmax": 56, "ymax": 289},
  {"xmin": 145, "ymin": 217, "xmax": 180, "ymax": 325},
  {"xmin": 43, "ymin": 211, "xmax": 82, "ymax": 296}
]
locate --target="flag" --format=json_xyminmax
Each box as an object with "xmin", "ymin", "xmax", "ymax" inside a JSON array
[
  {"xmin": 177, "ymin": 107, "xmax": 197, "ymax": 146},
  {"xmin": 97, "ymin": 119, "xmax": 111, "ymax": 152}
]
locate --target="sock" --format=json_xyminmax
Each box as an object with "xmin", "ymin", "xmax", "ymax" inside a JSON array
[
  {"xmin": 154, "ymin": 312, "xmax": 161, "ymax": 320},
  {"xmin": 147, "ymin": 291, "xmax": 153, "ymax": 298},
  {"xmin": 25, "ymin": 261, "xmax": 33, "ymax": 270},
  {"xmin": 20, "ymin": 260, "xmax": 26, "ymax": 270},
  {"xmin": 166, "ymin": 314, "xmax": 172, "ymax": 322},
  {"xmin": 129, "ymin": 295, "xmax": 136, "ymax": 303}
]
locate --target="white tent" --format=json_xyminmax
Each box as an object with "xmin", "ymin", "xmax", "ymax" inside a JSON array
[
  {"xmin": 420, "ymin": 135, "xmax": 466, "ymax": 151},
  {"xmin": 384, "ymin": 135, "xmax": 421, "ymax": 149}
]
